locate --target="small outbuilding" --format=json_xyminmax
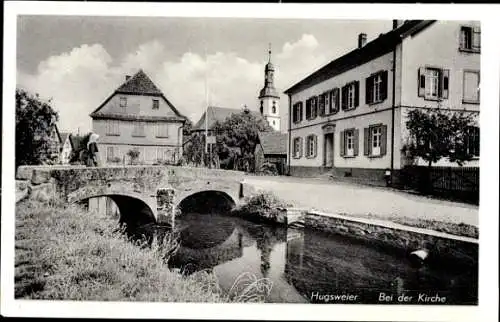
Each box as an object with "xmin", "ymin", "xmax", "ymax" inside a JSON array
[{"xmin": 254, "ymin": 131, "xmax": 287, "ymax": 175}]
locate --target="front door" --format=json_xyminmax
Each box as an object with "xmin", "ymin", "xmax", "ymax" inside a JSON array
[{"xmin": 324, "ymin": 133, "xmax": 334, "ymax": 167}]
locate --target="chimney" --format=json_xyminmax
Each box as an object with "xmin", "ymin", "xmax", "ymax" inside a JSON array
[
  {"xmin": 125, "ymin": 75, "xmax": 131, "ymax": 81},
  {"xmin": 358, "ymin": 33, "xmax": 367, "ymax": 49}
]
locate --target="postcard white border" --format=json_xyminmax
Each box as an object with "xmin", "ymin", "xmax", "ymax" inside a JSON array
[{"xmin": 2, "ymin": 2, "xmax": 499, "ymax": 321}]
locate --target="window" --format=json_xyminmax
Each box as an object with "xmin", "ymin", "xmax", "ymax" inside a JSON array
[
  {"xmin": 155, "ymin": 123, "xmax": 169, "ymax": 138},
  {"xmin": 260, "ymin": 101, "xmax": 264, "ymax": 114},
  {"xmin": 272, "ymin": 120, "xmax": 276, "ymax": 126},
  {"xmin": 466, "ymin": 126, "xmax": 480, "ymax": 157},
  {"xmin": 463, "ymin": 70, "xmax": 480, "ymax": 104},
  {"xmin": 145, "ymin": 147, "xmax": 156, "ymax": 162},
  {"xmin": 366, "ymin": 71, "xmax": 388, "ymax": 104},
  {"xmin": 292, "ymin": 137, "xmax": 302, "ymax": 158},
  {"xmin": 272, "ymin": 101, "xmax": 276, "ymax": 114},
  {"xmin": 132, "ymin": 122, "xmax": 145, "ymax": 137},
  {"xmin": 292, "ymin": 102, "xmax": 303, "ymax": 123},
  {"xmin": 371, "ymin": 127, "xmax": 382, "ymax": 156},
  {"xmin": 152, "ymin": 99, "xmax": 159, "ymax": 110},
  {"xmin": 106, "ymin": 146, "xmax": 120, "ymax": 162},
  {"xmin": 340, "ymin": 129, "xmax": 358, "ymax": 157},
  {"xmin": 341, "ymin": 81, "xmax": 359, "ymax": 110},
  {"xmin": 306, "ymin": 96, "xmax": 318, "ymax": 120},
  {"xmin": 460, "ymin": 26, "xmax": 481, "ymax": 53},
  {"xmin": 329, "ymin": 88, "xmax": 340, "ymax": 114},
  {"xmin": 106, "ymin": 120, "xmax": 120, "ymax": 136},
  {"xmin": 119, "ymin": 97, "xmax": 127, "ymax": 108},
  {"xmin": 346, "ymin": 130, "xmax": 355, "ymax": 157},
  {"xmin": 418, "ymin": 67, "xmax": 449, "ymax": 100},
  {"xmin": 363, "ymin": 124, "xmax": 387, "ymax": 157},
  {"xmin": 306, "ymin": 135, "xmax": 317, "ymax": 158}
]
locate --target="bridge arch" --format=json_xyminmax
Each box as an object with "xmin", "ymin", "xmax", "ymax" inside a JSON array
[
  {"xmin": 68, "ymin": 189, "xmax": 157, "ymax": 229},
  {"xmin": 177, "ymin": 190, "xmax": 236, "ymax": 214}
]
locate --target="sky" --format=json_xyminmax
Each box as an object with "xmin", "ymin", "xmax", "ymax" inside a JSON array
[{"xmin": 17, "ymin": 15, "xmax": 393, "ymax": 133}]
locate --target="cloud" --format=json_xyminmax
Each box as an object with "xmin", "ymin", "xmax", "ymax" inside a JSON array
[{"xmin": 17, "ymin": 34, "xmax": 328, "ymax": 133}]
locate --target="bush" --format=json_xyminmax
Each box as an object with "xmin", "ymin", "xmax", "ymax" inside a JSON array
[{"xmin": 232, "ymin": 192, "xmax": 292, "ymax": 224}]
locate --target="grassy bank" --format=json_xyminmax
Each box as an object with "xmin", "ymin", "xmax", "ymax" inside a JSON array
[{"xmin": 15, "ymin": 198, "xmax": 271, "ymax": 302}]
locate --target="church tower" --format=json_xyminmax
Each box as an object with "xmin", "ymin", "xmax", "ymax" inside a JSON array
[{"xmin": 258, "ymin": 44, "xmax": 281, "ymax": 132}]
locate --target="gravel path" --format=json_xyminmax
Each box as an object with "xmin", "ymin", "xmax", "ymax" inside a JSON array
[{"xmin": 244, "ymin": 175, "xmax": 479, "ymax": 227}]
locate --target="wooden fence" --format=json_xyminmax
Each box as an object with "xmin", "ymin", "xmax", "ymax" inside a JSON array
[{"xmin": 400, "ymin": 166, "xmax": 479, "ymax": 204}]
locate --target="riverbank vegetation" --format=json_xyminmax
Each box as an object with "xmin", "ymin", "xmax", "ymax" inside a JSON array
[
  {"xmin": 231, "ymin": 191, "xmax": 292, "ymax": 224},
  {"xmin": 15, "ymin": 197, "xmax": 271, "ymax": 302}
]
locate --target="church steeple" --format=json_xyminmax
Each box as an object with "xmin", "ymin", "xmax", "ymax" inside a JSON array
[
  {"xmin": 258, "ymin": 43, "xmax": 281, "ymax": 132},
  {"xmin": 259, "ymin": 43, "xmax": 279, "ymax": 99}
]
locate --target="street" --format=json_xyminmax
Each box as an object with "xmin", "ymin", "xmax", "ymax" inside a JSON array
[{"xmin": 244, "ymin": 175, "xmax": 479, "ymax": 227}]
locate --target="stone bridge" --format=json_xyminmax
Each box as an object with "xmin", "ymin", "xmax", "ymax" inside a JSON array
[{"xmin": 16, "ymin": 165, "xmax": 255, "ymax": 228}]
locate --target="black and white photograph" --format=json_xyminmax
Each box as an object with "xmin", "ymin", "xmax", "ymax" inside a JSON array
[{"xmin": 2, "ymin": 2, "xmax": 499, "ymax": 321}]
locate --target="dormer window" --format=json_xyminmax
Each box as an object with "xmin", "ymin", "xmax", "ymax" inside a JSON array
[
  {"xmin": 119, "ymin": 96, "xmax": 127, "ymax": 108},
  {"xmin": 152, "ymin": 99, "xmax": 159, "ymax": 110}
]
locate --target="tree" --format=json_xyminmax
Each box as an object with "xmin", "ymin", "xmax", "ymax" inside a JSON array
[
  {"xmin": 182, "ymin": 118, "xmax": 193, "ymax": 136},
  {"xmin": 16, "ymin": 88, "xmax": 59, "ymax": 167},
  {"xmin": 213, "ymin": 109, "xmax": 273, "ymax": 172},
  {"xmin": 127, "ymin": 148, "xmax": 141, "ymax": 165},
  {"xmin": 404, "ymin": 107, "xmax": 476, "ymax": 191}
]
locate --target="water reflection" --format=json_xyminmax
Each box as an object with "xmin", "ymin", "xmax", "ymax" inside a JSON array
[{"xmin": 164, "ymin": 212, "xmax": 477, "ymax": 304}]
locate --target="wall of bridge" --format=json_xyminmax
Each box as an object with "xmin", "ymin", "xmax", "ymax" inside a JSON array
[{"xmin": 15, "ymin": 165, "xmax": 251, "ymax": 224}]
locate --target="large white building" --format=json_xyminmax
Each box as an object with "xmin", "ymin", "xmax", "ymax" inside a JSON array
[{"xmin": 284, "ymin": 20, "xmax": 480, "ymax": 184}]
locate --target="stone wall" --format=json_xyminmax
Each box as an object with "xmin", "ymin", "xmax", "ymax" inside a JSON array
[{"xmin": 305, "ymin": 211, "xmax": 478, "ymax": 268}]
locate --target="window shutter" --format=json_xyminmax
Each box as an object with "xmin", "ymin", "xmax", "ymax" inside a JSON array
[
  {"xmin": 292, "ymin": 105, "xmax": 296, "ymax": 123},
  {"xmin": 341, "ymin": 86, "xmax": 348, "ymax": 110},
  {"xmin": 418, "ymin": 67, "xmax": 426, "ymax": 97},
  {"xmin": 299, "ymin": 103, "xmax": 303, "ymax": 122},
  {"xmin": 299, "ymin": 137, "xmax": 303, "ymax": 158},
  {"xmin": 319, "ymin": 94, "xmax": 325, "ymax": 116},
  {"xmin": 334, "ymin": 88, "xmax": 340, "ymax": 112},
  {"xmin": 381, "ymin": 125, "xmax": 388, "ymax": 156},
  {"xmin": 441, "ymin": 69, "xmax": 450, "ymax": 99},
  {"xmin": 354, "ymin": 81, "xmax": 360, "ymax": 107},
  {"xmin": 472, "ymin": 26, "xmax": 481, "ymax": 50},
  {"xmin": 313, "ymin": 135, "xmax": 318, "ymax": 157},
  {"xmin": 363, "ymin": 127, "xmax": 370, "ymax": 156},
  {"xmin": 312, "ymin": 97, "xmax": 317, "ymax": 118},
  {"xmin": 380, "ymin": 70, "xmax": 388, "ymax": 101},
  {"xmin": 366, "ymin": 76, "xmax": 373, "ymax": 104},
  {"xmin": 340, "ymin": 131, "xmax": 345, "ymax": 156},
  {"xmin": 353, "ymin": 129, "xmax": 359, "ymax": 156}
]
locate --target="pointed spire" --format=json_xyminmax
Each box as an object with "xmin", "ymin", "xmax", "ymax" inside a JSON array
[{"xmin": 268, "ymin": 43, "xmax": 272, "ymax": 63}]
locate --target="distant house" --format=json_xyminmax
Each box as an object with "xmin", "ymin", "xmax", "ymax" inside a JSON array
[
  {"xmin": 59, "ymin": 132, "xmax": 72, "ymax": 164},
  {"xmin": 255, "ymin": 131, "xmax": 287, "ymax": 175},
  {"xmin": 44, "ymin": 124, "xmax": 63, "ymax": 164},
  {"xmin": 89, "ymin": 69, "xmax": 187, "ymax": 165}
]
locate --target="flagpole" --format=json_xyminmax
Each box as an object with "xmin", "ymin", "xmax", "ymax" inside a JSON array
[{"xmin": 204, "ymin": 41, "xmax": 208, "ymax": 164}]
